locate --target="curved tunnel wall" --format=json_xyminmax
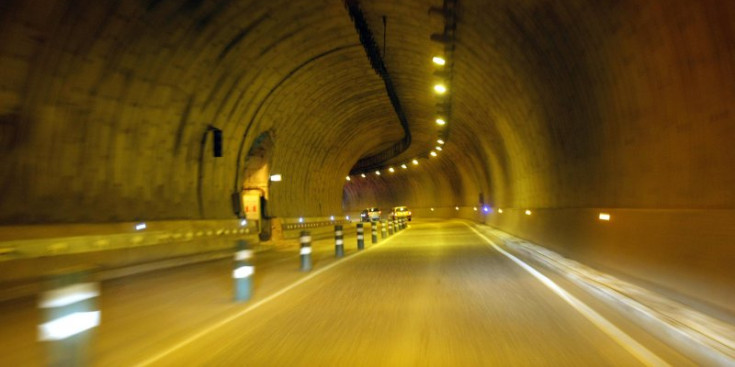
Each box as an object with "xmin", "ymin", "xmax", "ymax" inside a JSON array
[
  {"xmin": 343, "ymin": 1, "xmax": 735, "ymax": 312},
  {"xmin": 0, "ymin": 1, "xmax": 733, "ymax": 312},
  {"xmin": 0, "ymin": 0, "xmax": 402, "ymax": 223}
]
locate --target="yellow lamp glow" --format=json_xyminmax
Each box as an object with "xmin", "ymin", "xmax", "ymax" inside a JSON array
[
  {"xmin": 434, "ymin": 84, "xmax": 447, "ymax": 94},
  {"xmin": 432, "ymin": 56, "xmax": 446, "ymax": 65}
]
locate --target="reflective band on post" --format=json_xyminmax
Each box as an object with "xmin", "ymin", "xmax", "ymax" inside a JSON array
[
  {"xmin": 335, "ymin": 231, "xmax": 343, "ymax": 236},
  {"xmin": 233, "ymin": 266, "xmax": 254, "ymax": 279},
  {"xmin": 336, "ymin": 239, "xmax": 343, "ymax": 245},
  {"xmin": 38, "ymin": 311, "xmax": 100, "ymax": 341},
  {"xmin": 234, "ymin": 250, "xmax": 254, "ymax": 261},
  {"xmin": 300, "ymin": 236, "xmax": 312, "ymax": 244},
  {"xmin": 357, "ymin": 235, "xmax": 364, "ymax": 239},
  {"xmin": 39, "ymin": 283, "xmax": 100, "ymax": 308},
  {"xmin": 300, "ymin": 247, "xmax": 312, "ymax": 255}
]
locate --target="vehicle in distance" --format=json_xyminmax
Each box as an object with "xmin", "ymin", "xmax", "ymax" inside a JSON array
[
  {"xmin": 390, "ymin": 206, "xmax": 412, "ymax": 221},
  {"xmin": 360, "ymin": 207, "xmax": 382, "ymax": 222}
]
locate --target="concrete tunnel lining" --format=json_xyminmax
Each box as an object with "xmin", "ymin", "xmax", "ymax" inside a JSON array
[{"xmin": 0, "ymin": 0, "xmax": 733, "ymax": 315}]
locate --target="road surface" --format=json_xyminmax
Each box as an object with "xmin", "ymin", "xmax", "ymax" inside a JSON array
[{"xmin": 1, "ymin": 220, "xmax": 695, "ymax": 366}]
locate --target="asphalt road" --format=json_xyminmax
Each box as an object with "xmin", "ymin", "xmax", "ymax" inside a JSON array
[
  {"xmin": 1, "ymin": 219, "xmax": 687, "ymax": 366},
  {"xmin": 135, "ymin": 220, "xmax": 647, "ymax": 366}
]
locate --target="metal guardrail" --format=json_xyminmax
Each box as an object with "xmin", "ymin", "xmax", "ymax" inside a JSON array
[
  {"xmin": 0, "ymin": 224, "xmax": 253, "ymax": 261},
  {"xmin": 282, "ymin": 220, "xmax": 352, "ymax": 231}
]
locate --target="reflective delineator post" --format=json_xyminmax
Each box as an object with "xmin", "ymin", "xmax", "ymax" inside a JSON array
[
  {"xmin": 357, "ymin": 223, "xmax": 365, "ymax": 250},
  {"xmin": 395, "ymin": 219, "xmax": 400, "ymax": 232},
  {"xmin": 39, "ymin": 269, "xmax": 99, "ymax": 367},
  {"xmin": 388, "ymin": 220, "xmax": 394, "ymax": 235},
  {"xmin": 334, "ymin": 224, "xmax": 344, "ymax": 258},
  {"xmin": 233, "ymin": 240, "xmax": 254, "ymax": 302},
  {"xmin": 371, "ymin": 221, "xmax": 378, "ymax": 244},
  {"xmin": 300, "ymin": 230, "xmax": 312, "ymax": 271},
  {"xmin": 381, "ymin": 220, "xmax": 387, "ymax": 239}
]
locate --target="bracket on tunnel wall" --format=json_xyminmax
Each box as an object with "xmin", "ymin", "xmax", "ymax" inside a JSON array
[{"xmin": 207, "ymin": 125, "xmax": 223, "ymax": 157}]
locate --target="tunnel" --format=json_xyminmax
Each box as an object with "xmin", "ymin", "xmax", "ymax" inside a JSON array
[{"xmin": 0, "ymin": 0, "xmax": 733, "ymax": 365}]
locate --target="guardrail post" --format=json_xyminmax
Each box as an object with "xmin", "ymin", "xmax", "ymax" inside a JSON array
[
  {"xmin": 371, "ymin": 221, "xmax": 378, "ymax": 244},
  {"xmin": 334, "ymin": 225, "xmax": 344, "ymax": 258},
  {"xmin": 381, "ymin": 220, "xmax": 387, "ymax": 239},
  {"xmin": 357, "ymin": 223, "xmax": 364, "ymax": 250},
  {"xmin": 233, "ymin": 240, "xmax": 254, "ymax": 302},
  {"xmin": 388, "ymin": 220, "xmax": 394, "ymax": 235},
  {"xmin": 300, "ymin": 230, "xmax": 312, "ymax": 271},
  {"xmin": 38, "ymin": 269, "xmax": 99, "ymax": 367}
]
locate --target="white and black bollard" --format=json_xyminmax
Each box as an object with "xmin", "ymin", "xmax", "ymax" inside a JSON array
[
  {"xmin": 38, "ymin": 269, "xmax": 99, "ymax": 367},
  {"xmin": 233, "ymin": 240, "xmax": 254, "ymax": 302},
  {"xmin": 388, "ymin": 220, "xmax": 394, "ymax": 235},
  {"xmin": 335, "ymin": 224, "xmax": 344, "ymax": 258},
  {"xmin": 300, "ymin": 230, "xmax": 312, "ymax": 271},
  {"xmin": 381, "ymin": 220, "xmax": 387, "ymax": 239},
  {"xmin": 371, "ymin": 221, "xmax": 378, "ymax": 244},
  {"xmin": 394, "ymin": 219, "xmax": 400, "ymax": 232},
  {"xmin": 357, "ymin": 223, "xmax": 365, "ymax": 250}
]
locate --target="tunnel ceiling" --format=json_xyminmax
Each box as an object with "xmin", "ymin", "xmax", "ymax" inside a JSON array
[{"xmin": 0, "ymin": 0, "xmax": 733, "ymax": 223}]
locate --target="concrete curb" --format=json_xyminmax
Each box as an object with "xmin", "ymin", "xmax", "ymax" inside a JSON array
[{"xmin": 0, "ymin": 242, "xmax": 274, "ymax": 303}]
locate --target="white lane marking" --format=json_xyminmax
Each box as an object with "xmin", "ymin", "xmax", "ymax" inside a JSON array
[
  {"xmin": 135, "ymin": 228, "xmax": 408, "ymax": 366},
  {"xmin": 465, "ymin": 224, "xmax": 669, "ymax": 367}
]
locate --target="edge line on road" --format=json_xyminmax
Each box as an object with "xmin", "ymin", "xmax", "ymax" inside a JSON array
[
  {"xmin": 135, "ymin": 228, "xmax": 408, "ymax": 366},
  {"xmin": 464, "ymin": 223, "xmax": 669, "ymax": 367}
]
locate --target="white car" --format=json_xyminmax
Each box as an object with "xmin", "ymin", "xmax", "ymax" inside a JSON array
[{"xmin": 360, "ymin": 207, "xmax": 381, "ymax": 222}]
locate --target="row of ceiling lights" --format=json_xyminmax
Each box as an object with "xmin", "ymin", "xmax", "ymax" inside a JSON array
[{"xmin": 345, "ymin": 55, "xmax": 450, "ymax": 182}]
